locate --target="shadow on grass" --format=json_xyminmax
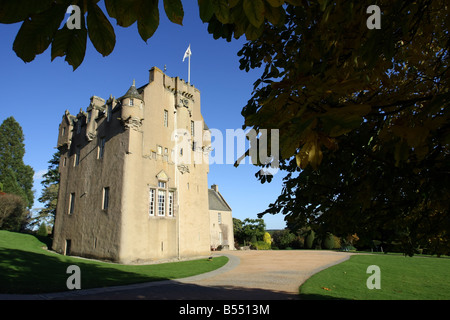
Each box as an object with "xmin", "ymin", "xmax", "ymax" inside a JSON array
[
  {"xmin": 0, "ymin": 248, "xmax": 167, "ymax": 294},
  {"xmin": 299, "ymin": 293, "xmax": 351, "ymax": 300}
]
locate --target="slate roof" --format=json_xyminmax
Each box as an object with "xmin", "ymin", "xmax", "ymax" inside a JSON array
[
  {"xmin": 208, "ymin": 188, "xmax": 232, "ymax": 211},
  {"xmin": 120, "ymin": 80, "xmax": 143, "ymax": 100}
]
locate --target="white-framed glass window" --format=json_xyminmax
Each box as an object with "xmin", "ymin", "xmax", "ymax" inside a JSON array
[
  {"xmin": 149, "ymin": 188, "xmax": 155, "ymax": 216},
  {"xmin": 158, "ymin": 190, "xmax": 166, "ymax": 216},
  {"xmin": 129, "ymin": 98, "xmax": 134, "ymax": 106},
  {"xmin": 158, "ymin": 181, "xmax": 166, "ymax": 188},
  {"xmin": 157, "ymin": 145, "xmax": 162, "ymax": 155},
  {"xmin": 168, "ymin": 191, "xmax": 174, "ymax": 217},
  {"xmin": 218, "ymin": 212, "xmax": 222, "ymax": 224}
]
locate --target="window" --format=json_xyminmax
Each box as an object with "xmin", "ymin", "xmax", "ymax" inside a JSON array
[
  {"xmin": 157, "ymin": 145, "xmax": 162, "ymax": 155},
  {"xmin": 87, "ymin": 110, "xmax": 92, "ymax": 123},
  {"xmin": 164, "ymin": 110, "xmax": 168, "ymax": 127},
  {"xmin": 98, "ymin": 137, "xmax": 106, "ymax": 159},
  {"xmin": 63, "ymin": 157, "xmax": 67, "ymax": 167},
  {"xmin": 107, "ymin": 104, "xmax": 112, "ymax": 122},
  {"xmin": 76, "ymin": 120, "xmax": 81, "ymax": 134},
  {"xmin": 149, "ymin": 188, "xmax": 155, "ymax": 216},
  {"xmin": 129, "ymin": 98, "xmax": 134, "ymax": 106},
  {"xmin": 62, "ymin": 127, "xmax": 66, "ymax": 136},
  {"xmin": 168, "ymin": 191, "xmax": 174, "ymax": 217},
  {"xmin": 74, "ymin": 147, "xmax": 80, "ymax": 166},
  {"xmin": 191, "ymin": 120, "xmax": 194, "ymax": 138},
  {"xmin": 158, "ymin": 190, "xmax": 165, "ymax": 216},
  {"xmin": 68, "ymin": 193, "xmax": 75, "ymax": 215},
  {"xmin": 158, "ymin": 181, "xmax": 166, "ymax": 188},
  {"xmin": 218, "ymin": 212, "xmax": 222, "ymax": 224},
  {"xmin": 102, "ymin": 187, "xmax": 110, "ymax": 210}
]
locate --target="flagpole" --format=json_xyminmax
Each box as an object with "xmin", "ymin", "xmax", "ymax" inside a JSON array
[{"xmin": 188, "ymin": 44, "xmax": 191, "ymax": 84}]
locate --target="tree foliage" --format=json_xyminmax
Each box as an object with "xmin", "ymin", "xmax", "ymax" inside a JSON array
[
  {"xmin": 0, "ymin": 193, "xmax": 27, "ymax": 232},
  {"xmin": 0, "ymin": 0, "xmax": 298, "ymax": 70},
  {"xmin": 0, "ymin": 117, "xmax": 34, "ymax": 209},
  {"xmin": 2, "ymin": 1, "xmax": 449, "ymax": 255},
  {"xmin": 33, "ymin": 151, "xmax": 60, "ymax": 229}
]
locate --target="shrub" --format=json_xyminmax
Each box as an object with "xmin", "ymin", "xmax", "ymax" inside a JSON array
[
  {"xmin": 323, "ymin": 233, "xmax": 335, "ymax": 250},
  {"xmin": 254, "ymin": 241, "xmax": 271, "ymax": 250},
  {"xmin": 36, "ymin": 222, "xmax": 48, "ymax": 237},
  {"xmin": 305, "ymin": 230, "xmax": 315, "ymax": 249},
  {"xmin": 0, "ymin": 193, "xmax": 27, "ymax": 231},
  {"xmin": 272, "ymin": 229, "xmax": 296, "ymax": 249}
]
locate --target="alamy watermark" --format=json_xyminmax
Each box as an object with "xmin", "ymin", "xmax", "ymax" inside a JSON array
[
  {"xmin": 66, "ymin": 265, "xmax": 81, "ymax": 290},
  {"xmin": 65, "ymin": 4, "xmax": 381, "ymax": 30},
  {"xmin": 172, "ymin": 122, "xmax": 280, "ymax": 176},
  {"xmin": 366, "ymin": 265, "xmax": 381, "ymax": 289}
]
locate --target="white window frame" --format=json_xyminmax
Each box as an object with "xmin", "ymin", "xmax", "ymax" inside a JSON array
[
  {"xmin": 149, "ymin": 188, "xmax": 155, "ymax": 216},
  {"xmin": 168, "ymin": 191, "xmax": 174, "ymax": 217},
  {"xmin": 158, "ymin": 189, "xmax": 166, "ymax": 216}
]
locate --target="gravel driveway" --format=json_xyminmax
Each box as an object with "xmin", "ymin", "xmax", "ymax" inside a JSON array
[{"xmin": 1, "ymin": 250, "xmax": 352, "ymax": 300}]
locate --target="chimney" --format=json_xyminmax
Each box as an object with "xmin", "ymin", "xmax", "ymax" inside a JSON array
[{"xmin": 211, "ymin": 184, "xmax": 219, "ymax": 193}]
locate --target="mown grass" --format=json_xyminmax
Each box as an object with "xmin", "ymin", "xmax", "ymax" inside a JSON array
[
  {"xmin": 299, "ymin": 253, "xmax": 450, "ymax": 300},
  {"xmin": 0, "ymin": 230, "xmax": 228, "ymax": 294}
]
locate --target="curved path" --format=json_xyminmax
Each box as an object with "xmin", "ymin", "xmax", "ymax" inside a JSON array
[{"xmin": 1, "ymin": 250, "xmax": 352, "ymax": 300}]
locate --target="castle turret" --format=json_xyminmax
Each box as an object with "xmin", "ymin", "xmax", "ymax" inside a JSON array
[{"xmin": 120, "ymin": 80, "xmax": 144, "ymax": 130}]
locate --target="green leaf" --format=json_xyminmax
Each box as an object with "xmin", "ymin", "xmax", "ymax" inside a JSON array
[
  {"xmin": 265, "ymin": 0, "xmax": 284, "ymax": 7},
  {"xmin": 87, "ymin": 2, "xmax": 116, "ymax": 57},
  {"xmin": 264, "ymin": 1, "xmax": 285, "ymax": 26},
  {"xmin": 243, "ymin": 0, "xmax": 265, "ymax": 28},
  {"xmin": 198, "ymin": 0, "xmax": 216, "ymax": 22},
  {"xmin": 0, "ymin": 0, "xmax": 53, "ymax": 24},
  {"xmin": 13, "ymin": 3, "xmax": 66, "ymax": 63},
  {"xmin": 163, "ymin": 0, "xmax": 184, "ymax": 25},
  {"xmin": 104, "ymin": 0, "xmax": 137, "ymax": 27},
  {"xmin": 137, "ymin": 0, "xmax": 159, "ymax": 42},
  {"xmin": 214, "ymin": 0, "xmax": 230, "ymax": 24},
  {"xmin": 51, "ymin": 25, "xmax": 87, "ymax": 71},
  {"xmin": 245, "ymin": 22, "xmax": 264, "ymax": 40}
]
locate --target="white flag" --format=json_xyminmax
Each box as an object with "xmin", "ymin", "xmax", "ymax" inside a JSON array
[{"xmin": 183, "ymin": 45, "xmax": 191, "ymax": 62}]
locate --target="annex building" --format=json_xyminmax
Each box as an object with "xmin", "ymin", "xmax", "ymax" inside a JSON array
[{"xmin": 52, "ymin": 67, "xmax": 234, "ymax": 264}]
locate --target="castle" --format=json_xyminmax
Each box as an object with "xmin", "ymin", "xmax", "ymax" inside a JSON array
[{"xmin": 52, "ymin": 67, "xmax": 234, "ymax": 264}]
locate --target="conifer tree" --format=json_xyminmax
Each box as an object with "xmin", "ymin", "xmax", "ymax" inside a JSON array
[{"xmin": 0, "ymin": 116, "xmax": 34, "ymax": 208}]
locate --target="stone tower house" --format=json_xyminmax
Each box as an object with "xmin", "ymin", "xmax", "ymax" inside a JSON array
[{"xmin": 52, "ymin": 67, "xmax": 218, "ymax": 264}]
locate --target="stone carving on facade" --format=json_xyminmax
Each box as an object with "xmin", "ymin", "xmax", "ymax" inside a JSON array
[
  {"xmin": 121, "ymin": 116, "xmax": 143, "ymax": 131},
  {"xmin": 177, "ymin": 165, "xmax": 190, "ymax": 174}
]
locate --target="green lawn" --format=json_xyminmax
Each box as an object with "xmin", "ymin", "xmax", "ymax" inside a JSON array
[
  {"xmin": 299, "ymin": 253, "xmax": 450, "ymax": 300},
  {"xmin": 0, "ymin": 230, "xmax": 228, "ymax": 294}
]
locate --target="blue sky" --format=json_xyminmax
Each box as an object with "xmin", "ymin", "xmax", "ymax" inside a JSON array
[{"xmin": 0, "ymin": 2, "xmax": 287, "ymax": 229}]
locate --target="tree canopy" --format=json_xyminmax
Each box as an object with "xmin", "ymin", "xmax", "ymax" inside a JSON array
[
  {"xmin": 236, "ymin": 1, "xmax": 449, "ymax": 255},
  {"xmin": 1, "ymin": 1, "xmax": 449, "ymax": 255},
  {"xmin": 0, "ymin": 117, "xmax": 34, "ymax": 209}
]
